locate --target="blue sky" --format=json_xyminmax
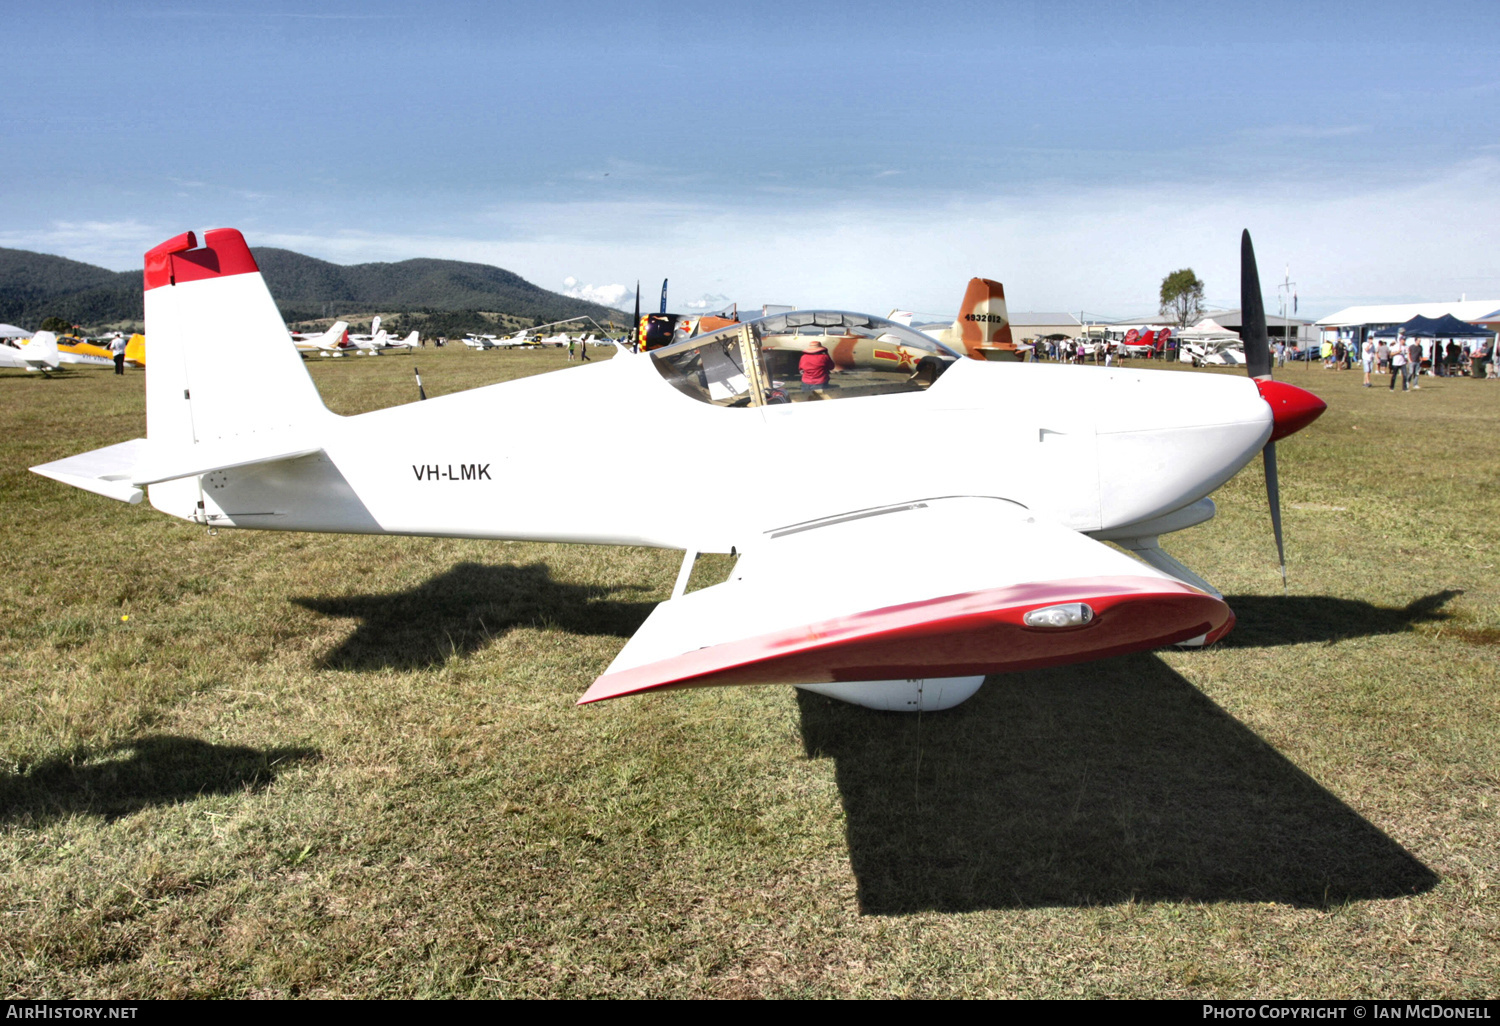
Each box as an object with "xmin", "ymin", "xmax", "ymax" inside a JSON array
[{"xmin": 3, "ymin": 0, "xmax": 1497, "ymax": 319}]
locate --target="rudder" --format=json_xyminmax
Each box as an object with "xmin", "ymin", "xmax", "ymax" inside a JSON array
[
  {"xmin": 943, "ymin": 277, "xmax": 1018, "ymax": 360},
  {"xmin": 144, "ymin": 229, "xmax": 329, "ymax": 447}
]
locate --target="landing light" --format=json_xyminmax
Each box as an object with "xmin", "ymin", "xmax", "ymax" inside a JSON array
[{"xmin": 1023, "ymin": 603, "xmax": 1094, "ymax": 629}]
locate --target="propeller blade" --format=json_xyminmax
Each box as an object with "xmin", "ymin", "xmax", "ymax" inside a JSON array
[
  {"xmin": 633, "ymin": 280, "xmax": 640, "ymax": 349},
  {"xmin": 1241, "ymin": 230, "xmax": 1272, "ymax": 381},
  {"xmin": 1264, "ymin": 441, "xmax": 1287, "ymax": 594}
]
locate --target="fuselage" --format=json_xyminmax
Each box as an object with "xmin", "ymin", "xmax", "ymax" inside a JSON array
[{"xmin": 151, "ymin": 352, "xmax": 1272, "ymax": 554}]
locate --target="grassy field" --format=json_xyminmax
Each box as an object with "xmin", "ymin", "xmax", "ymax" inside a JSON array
[{"xmin": 1, "ymin": 346, "xmax": 1497, "ymax": 998}]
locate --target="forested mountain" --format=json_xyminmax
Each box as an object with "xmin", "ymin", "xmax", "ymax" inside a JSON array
[
  {"xmin": 0, "ymin": 245, "xmax": 621, "ymax": 332},
  {"xmin": 0, "ymin": 249, "xmax": 141, "ymax": 328}
]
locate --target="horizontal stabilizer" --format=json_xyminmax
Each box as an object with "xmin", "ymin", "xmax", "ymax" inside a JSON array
[
  {"xmin": 31, "ymin": 433, "xmax": 323, "ymax": 502},
  {"xmin": 30, "ymin": 439, "xmax": 151, "ymax": 504},
  {"xmin": 129, "ymin": 435, "xmax": 323, "ymax": 485}
]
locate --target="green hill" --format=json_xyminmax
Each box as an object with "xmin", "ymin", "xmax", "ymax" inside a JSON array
[
  {"xmin": 0, "ymin": 245, "xmax": 623, "ymax": 333},
  {"xmin": 0, "ymin": 249, "xmax": 141, "ymax": 329}
]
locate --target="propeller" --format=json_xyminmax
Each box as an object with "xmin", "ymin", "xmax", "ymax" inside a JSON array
[
  {"xmin": 633, "ymin": 280, "xmax": 641, "ymax": 351},
  {"xmin": 1241, "ymin": 230, "xmax": 1328, "ymax": 594},
  {"xmin": 1239, "ymin": 229, "xmax": 1288, "ymax": 593}
]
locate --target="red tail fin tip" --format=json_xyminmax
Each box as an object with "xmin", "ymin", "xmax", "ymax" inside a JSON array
[{"xmin": 143, "ymin": 228, "xmax": 258, "ymax": 291}]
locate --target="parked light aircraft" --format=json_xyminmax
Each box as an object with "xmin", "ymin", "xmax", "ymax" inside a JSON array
[
  {"xmin": 124, "ymin": 333, "xmax": 146, "ymax": 368},
  {"xmin": 33, "ymin": 228, "xmax": 1325, "ymax": 713},
  {"xmin": 60, "ymin": 337, "xmax": 118, "ymax": 364},
  {"xmin": 464, "ymin": 329, "xmax": 532, "ymax": 350},
  {"xmin": 291, "ymin": 321, "xmax": 350, "ymax": 356},
  {"xmin": 345, "ymin": 317, "xmax": 418, "ymax": 354},
  {"xmin": 0, "ymin": 331, "xmax": 114, "ymax": 371},
  {"xmin": 0, "ymin": 331, "xmax": 65, "ymax": 372},
  {"xmin": 1181, "ymin": 341, "xmax": 1247, "ymax": 367},
  {"xmin": 1177, "ymin": 318, "xmax": 1246, "ymax": 366}
]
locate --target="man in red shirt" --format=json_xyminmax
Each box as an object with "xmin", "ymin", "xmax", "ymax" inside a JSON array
[{"xmin": 799, "ymin": 340, "xmax": 835, "ymax": 398}]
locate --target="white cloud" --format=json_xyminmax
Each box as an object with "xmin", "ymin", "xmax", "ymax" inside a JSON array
[
  {"xmin": 682, "ymin": 293, "xmax": 734, "ymax": 311},
  {"xmin": 437, "ymin": 159, "xmax": 1500, "ymax": 320},
  {"xmin": 0, "ymin": 219, "xmax": 164, "ymax": 270},
  {"xmin": 560, "ymin": 278, "xmax": 635, "ymax": 310},
  {"xmin": 27, "ymin": 158, "xmax": 1488, "ymax": 320}
]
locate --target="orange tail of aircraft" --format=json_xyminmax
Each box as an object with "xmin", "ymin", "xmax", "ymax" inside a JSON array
[{"xmin": 943, "ymin": 278, "xmax": 1018, "ymax": 360}]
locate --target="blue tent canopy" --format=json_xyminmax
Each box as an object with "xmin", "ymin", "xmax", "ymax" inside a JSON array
[{"xmin": 1369, "ymin": 314, "xmax": 1493, "ymax": 339}]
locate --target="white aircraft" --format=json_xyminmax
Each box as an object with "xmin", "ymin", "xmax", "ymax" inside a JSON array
[
  {"xmin": 379, "ymin": 329, "xmax": 420, "ymax": 351},
  {"xmin": 0, "ymin": 331, "xmax": 98, "ymax": 372},
  {"xmin": 32, "ymin": 228, "xmax": 1325, "ymax": 713},
  {"xmin": 341, "ymin": 316, "xmax": 417, "ymax": 354},
  {"xmin": 290, "ymin": 321, "xmax": 349, "ymax": 356},
  {"xmin": 464, "ymin": 329, "xmax": 532, "ymax": 350},
  {"xmin": 1181, "ymin": 342, "xmax": 1247, "ymax": 367}
]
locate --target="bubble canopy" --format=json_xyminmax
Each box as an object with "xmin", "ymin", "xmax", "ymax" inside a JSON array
[{"xmin": 652, "ymin": 310, "xmax": 964, "ymax": 408}]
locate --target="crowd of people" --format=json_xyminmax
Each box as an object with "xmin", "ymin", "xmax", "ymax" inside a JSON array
[{"xmin": 1315, "ymin": 333, "xmax": 1495, "ymax": 390}]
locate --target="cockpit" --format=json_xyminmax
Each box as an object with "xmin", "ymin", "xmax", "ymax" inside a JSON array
[{"xmin": 652, "ymin": 310, "xmax": 964, "ymax": 408}]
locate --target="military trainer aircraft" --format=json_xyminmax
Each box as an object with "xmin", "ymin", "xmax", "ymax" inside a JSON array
[{"xmin": 32, "ymin": 228, "xmax": 1324, "ymax": 713}]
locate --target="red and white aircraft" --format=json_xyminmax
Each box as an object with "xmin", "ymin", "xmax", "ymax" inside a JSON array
[{"xmin": 32, "ymin": 229, "xmax": 1324, "ymax": 712}]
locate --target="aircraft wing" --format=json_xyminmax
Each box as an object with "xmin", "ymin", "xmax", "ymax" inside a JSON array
[{"xmin": 579, "ymin": 496, "xmax": 1229, "ymax": 704}]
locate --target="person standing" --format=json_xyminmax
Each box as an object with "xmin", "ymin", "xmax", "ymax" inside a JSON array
[
  {"xmin": 110, "ymin": 334, "xmax": 126, "ymax": 375},
  {"xmin": 1390, "ymin": 336, "xmax": 1407, "ymax": 391},
  {"xmin": 798, "ymin": 339, "xmax": 835, "ymax": 398},
  {"xmin": 1361, "ymin": 339, "xmax": 1374, "ymax": 387},
  {"xmin": 567, "ymin": 338, "xmax": 576, "ymax": 362},
  {"xmin": 1407, "ymin": 337, "xmax": 1422, "ymax": 390}
]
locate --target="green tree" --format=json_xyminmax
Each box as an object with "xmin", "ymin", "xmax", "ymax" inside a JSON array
[
  {"xmin": 38, "ymin": 315, "xmax": 72, "ymax": 334},
  {"xmin": 1159, "ymin": 269, "xmax": 1205, "ymax": 329}
]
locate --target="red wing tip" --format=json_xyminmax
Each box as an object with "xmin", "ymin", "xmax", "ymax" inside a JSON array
[
  {"xmin": 580, "ymin": 576, "xmax": 1229, "ymax": 705},
  {"xmin": 1202, "ymin": 608, "xmax": 1237, "ymax": 646}
]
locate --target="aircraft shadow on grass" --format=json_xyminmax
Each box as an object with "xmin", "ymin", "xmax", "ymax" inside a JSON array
[
  {"xmin": 294, "ymin": 561, "xmax": 656, "ymax": 672},
  {"xmin": 798, "ymin": 652, "xmax": 1438, "ymax": 915},
  {"xmin": 0, "ymin": 735, "xmax": 319, "ymax": 826},
  {"xmin": 1214, "ymin": 589, "xmax": 1461, "ymax": 648}
]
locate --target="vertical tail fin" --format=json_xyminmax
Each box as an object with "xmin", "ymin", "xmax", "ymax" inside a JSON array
[
  {"xmin": 23, "ymin": 330, "xmax": 60, "ymax": 368},
  {"xmin": 320, "ymin": 320, "xmax": 349, "ymax": 349},
  {"xmin": 143, "ymin": 229, "xmax": 328, "ymax": 447},
  {"xmin": 945, "ymin": 278, "xmax": 1015, "ymax": 360}
]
